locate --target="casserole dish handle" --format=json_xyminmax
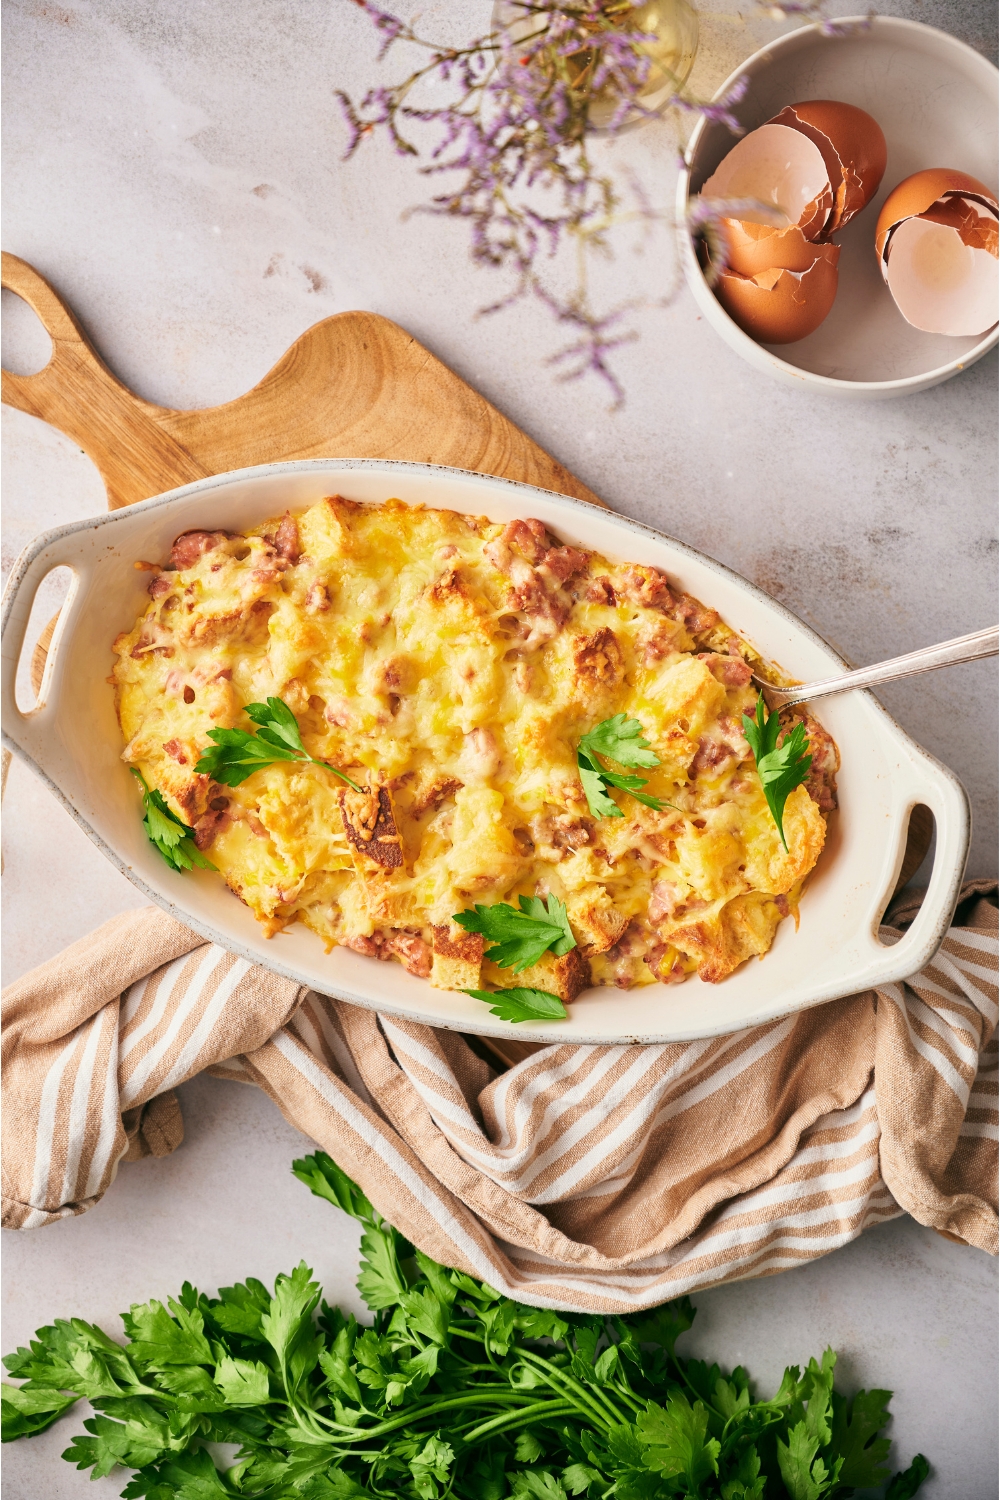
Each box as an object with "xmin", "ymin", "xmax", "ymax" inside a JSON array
[
  {"xmin": 871, "ymin": 744, "xmax": 970, "ymax": 974},
  {"xmin": 1, "ymin": 534, "xmax": 88, "ymax": 763}
]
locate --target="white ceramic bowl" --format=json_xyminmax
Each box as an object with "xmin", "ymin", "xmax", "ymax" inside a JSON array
[
  {"xmin": 1, "ymin": 459, "xmax": 969, "ymax": 1041},
  {"xmin": 677, "ymin": 17, "xmax": 999, "ymax": 397}
]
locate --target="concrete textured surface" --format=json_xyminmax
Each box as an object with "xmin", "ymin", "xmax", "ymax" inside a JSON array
[{"xmin": 2, "ymin": 0, "xmax": 997, "ymax": 1495}]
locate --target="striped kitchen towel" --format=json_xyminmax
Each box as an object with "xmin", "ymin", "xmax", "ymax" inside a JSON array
[{"xmin": 2, "ymin": 884, "xmax": 996, "ymax": 1313}]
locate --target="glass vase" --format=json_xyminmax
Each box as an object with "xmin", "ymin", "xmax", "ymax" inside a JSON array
[{"xmin": 491, "ymin": 0, "xmax": 700, "ymax": 130}]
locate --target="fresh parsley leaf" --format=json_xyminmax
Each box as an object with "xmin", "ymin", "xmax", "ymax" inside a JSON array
[
  {"xmin": 562, "ymin": 1462, "xmax": 602, "ymax": 1495},
  {"xmin": 577, "ymin": 750, "xmax": 623, "ymax": 819},
  {"xmin": 453, "ymin": 894, "xmax": 576, "ymax": 971},
  {"xmin": 776, "ymin": 1420, "xmax": 842, "ymax": 1500},
  {"xmin": 622, "ymin": 1298, "xmax": 695, "ymax": 1359},
  {"xmin": 259, "ymin": 1263, "xmax": 322, "ymax": 1399},
  {"xmin": 120, "ymin": 1298, "xmax": 213, "ymax": 1372},
  {"xmin": 576, "ymin": 717, "xmax": 672, "ymax": 818},
  {"xmin": 356, "ymin": 1225, "xmax": 411, "ymax": 1312},
  {"xmin": 515, "ymin": 1430, "xmax": 546, "ymax": 1463},
  {"xmin": 464, "ymin": 987, "xmax": 568, "ymax": 1023},
  {"xmin": 579, "ymin": 714, "xmax": 660, "ymax": 769},
  {"xmin": 125, "ymin": 1447, "xmax": 230, "ymax": 1497},
  {"xmin": 409, "ymin": 1434, "xmax": 454, "ymax": 1498},
  {"xmin": 131, "ymin": 771, "xmax": 216, "ymax": 874},
  {"xmin": 62, "ymin": 1411, "xmax": 169, "ymax": 1480},
  {"xmin": 213, "ymin": 1355, "xmax": 270, "ymax": 1407},
  {"xmin": 828, "ymin": 1386, "xmax": 892, "ymax": 1488},
  {"xmin": 194, "ymin": 697, "xmax": 361, "ymax": 791},
  {"xmin": 512, "ymin": 1473, "xmax": 569, "ymax": 1499},
  {"xmin": 636, "ymin": 1392, "xmax": 721, "ymax": 1488},
  {"xmin": 0, "ymin": 1383, "xmax": 79, "ymax": 1441},
  {"xmin": 886, "ymin": 1453, "xmax": 931, "ymax": 1499},
  {"xmin": 720, "ymin": 1443, "xmax": 766, "ymax": 1500},
  {"xmin": 741, "ymin": 696, "xmax": 812, "ymax": 852},
  {"xmin": 244, "ymin": 696, "xmax": 306, "ymax": 752},
  {"xmin": 292, "ymin": 1152, "xmax": 379, "ymax": 1227}
]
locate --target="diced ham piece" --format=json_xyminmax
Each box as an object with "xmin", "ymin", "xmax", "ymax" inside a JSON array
[
  {"xmin": 670, "ymin": 592, "xmax": 719, "ymax": 636},
  {"xmin": 148, "ymin": 574, "xmax": 173, "ymax": 600},
  {"xmin": 584, "ymin": 576, "xmax": 617, "ymax": 606},
  {"xmin": 385, "ymin": 930, "xmax": 432, "ymax": 978},
  {"xmin": 169, "ymin": 531, "xmax": 229, "ymax": 571},
  {"xmin": 619, "ymin": 565, "xmax": 719, "ymax": 636},
  {"xmin": 131, "ymin": 619, "xmax": 175, "ymax": 658},
  {"xmin": 687, "ymin": 717, "xmax": 749, "ymax": 778},
  {"xmin": 795, "ymin": 711, "xmax": 840, "ymax": 812},
  {"xmin": 411, "ymin": 776, "xmax": 462, "ymax": 817},
  {"xmin": 193, "ymin": 805, "xmax": 230, "ymax": 850},
  {"xmin": 345, "ymin": 934, "xmax": 390, "ymax": 959},
  {"xmin": 274, "ymin": 512, "xmax": 301, "ymax": 563},
  {"xmin": 460, "ymin": 728, "xmax": 502, "ymax": 782},
  {"xmin": 620, "ymin": 565, "xmax": 674, "ymax": 612},
  {"xmin": 162, "ymin": 738, "xmax": 188, "ymax": 766},
  {"xmin": 501, "ymin": 517, "xmax": 549, "ymax": 564},
  {"xmin": 305, "ymin": 581, "xmax": 329, "ymax": 612},
  {"xmin": 538, "ymin": 546, "xmax": 588, "ymax": 585},
  {"xmin": 485, "ymin": 526, "xmax": 578, "ymax": 650},
  {"xmin": 700, "ymin": 651, "xmax": 753, "ymax": 688},
  {"xmin": 648, "ymin": 880, "xmax": 683, "ymax": 924}
]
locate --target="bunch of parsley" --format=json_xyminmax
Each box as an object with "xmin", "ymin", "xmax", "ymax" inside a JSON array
[{"xmin": 2, "ymin": 1154, "xmax": 929, "ymax": 1500}]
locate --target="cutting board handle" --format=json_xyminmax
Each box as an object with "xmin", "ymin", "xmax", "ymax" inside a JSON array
[{"xmin": 2, "ymin": 252, "xmax": 207, "ymax": 508}]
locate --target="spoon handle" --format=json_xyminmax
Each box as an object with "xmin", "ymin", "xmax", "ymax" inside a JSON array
[{"xmin": 758, "ymin": 625, "xmax": 999, "ymax": 707}]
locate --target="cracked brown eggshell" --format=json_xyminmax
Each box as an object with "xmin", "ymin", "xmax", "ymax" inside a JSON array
[
  {"xmin": 712, "ymin": 241, "xmax": 840, "ymax": 344},
  {"xmin": 721, "ymin": 218, "xmax": 826, "ymax": 278},
  {"xmin": 875, "ymin": 168, "xmax": 999, "ymax": 259},
  {"xmin": 769, "ymin": 101, "xmax": 887, "ymax": 233},
  {"xmin": 700, "ymin": 123, "xmax": 833, "ymax": 241},
  {"xmin": 876, "ymin": 169, "xmax": 999, "ymax": 337}
]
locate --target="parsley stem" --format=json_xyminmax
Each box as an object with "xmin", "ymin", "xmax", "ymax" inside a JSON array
[
  {"xmin": 308, "ymin": 1389, "xmax": 538, "ymax": 1442},
  {"xmin": 516, "ymin": 1349, "xmax": 625, "ymax": 1431},
  {"xmin": 458, "ymin": 1398, "xmax": 579, "ymax": 1444}
]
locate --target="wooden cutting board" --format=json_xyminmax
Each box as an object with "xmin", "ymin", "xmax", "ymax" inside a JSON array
[
  {"xmin": 1, "ymin": 252, "xmax": 600, "ymax": 512},
  {"xmin": 2, "ymin": 251, "xmax": 931, "ymax": 1064}
]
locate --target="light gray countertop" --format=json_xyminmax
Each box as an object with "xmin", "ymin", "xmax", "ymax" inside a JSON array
[{"xmin": 2, "ymin": 1, "xmax": 997, "ymax": 1495}]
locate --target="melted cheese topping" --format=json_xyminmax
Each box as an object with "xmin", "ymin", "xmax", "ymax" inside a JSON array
[{"xmin": 112, "ymin": 497, "xmax": 836, "ymax": 998}]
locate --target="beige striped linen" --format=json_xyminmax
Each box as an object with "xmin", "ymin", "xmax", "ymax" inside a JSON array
[{"xmin": 3, "ymin": 886, "xmax": 996, "ymax": 1312}]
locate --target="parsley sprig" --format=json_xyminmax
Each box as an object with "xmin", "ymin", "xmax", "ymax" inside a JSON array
[
  {"xmin": 2, "ymin": 1151, "xmax": 932, "ymax": 1500},
  {"xmin": 453, "ymin": 893, "xmax": 576, "ymax": 972},
  {"xmin": 577, "ymin": 713, "xmax": 671, "ymax": 818},
  {"xmin": 742, "ymin": 695, "xmax": 813, "ymax": 851},
  {"xmin": 464, "ymin": 985, "xmax": 568, "ymax": 1023},
  {"xmin": 131, "ymin": 769, "xmax": 216, "ymax": 874},
  {"xmin": 194, "ymin": 696, "xmax": 361, "ymax": 791}
]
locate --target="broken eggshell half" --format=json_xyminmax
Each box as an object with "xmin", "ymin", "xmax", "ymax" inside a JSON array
[
  {"xmin": 711, "ymin": 240, "xmax": 841, "ymax": 344},
  {"xmin": 876, "ymin": 169, "xmax": 999, "ymax": 337},
  {"xmin": 700, "ymin": 123, "xmax": 833, "ymax": 241},
  {"xmin": 768, "ymin": 100, "xmax": 887, "ymax": 234}
]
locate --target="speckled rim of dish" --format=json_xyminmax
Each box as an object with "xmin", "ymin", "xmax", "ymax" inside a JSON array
[
  {"xmin": 1, "ymin": 458, "xmax": 971, "ymax": 1043},
  {"xmin": 675, "ymin": 16, "xmax": 1000, "ymax": 398}
]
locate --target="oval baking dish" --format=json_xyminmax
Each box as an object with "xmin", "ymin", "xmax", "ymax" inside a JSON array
[{"xmin": 1, "ymin": 459, "xmax": 970, "ymax": 1043}]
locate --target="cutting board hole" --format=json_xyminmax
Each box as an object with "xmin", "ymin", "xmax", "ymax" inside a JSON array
[
  {"xmin": 2, "ymin": 289, "xmax": 53, "ymax": 376},
  {"xmin": 14, "ymin": 567, "xmax": 74, "ymax": 712}
]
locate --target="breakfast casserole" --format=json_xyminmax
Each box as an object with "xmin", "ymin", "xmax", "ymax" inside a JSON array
[{"xmin": 112, "ymin": 497, "xmax": 838, "ymax": 1002}]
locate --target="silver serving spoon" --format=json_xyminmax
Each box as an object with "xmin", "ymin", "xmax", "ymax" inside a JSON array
[{"xmin": 752, "ymin": 625, "xmax": 999, "ymax": 708}]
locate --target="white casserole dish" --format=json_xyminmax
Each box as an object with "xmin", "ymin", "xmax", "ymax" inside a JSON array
[{"xmin": 1, "ymin": 459, "xmax": 969, "ymax": 1042}]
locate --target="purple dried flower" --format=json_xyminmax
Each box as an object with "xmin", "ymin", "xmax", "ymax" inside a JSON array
[{"xmin": 338, "ymin": 0, "xmax": 873, "ymax": 401}]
